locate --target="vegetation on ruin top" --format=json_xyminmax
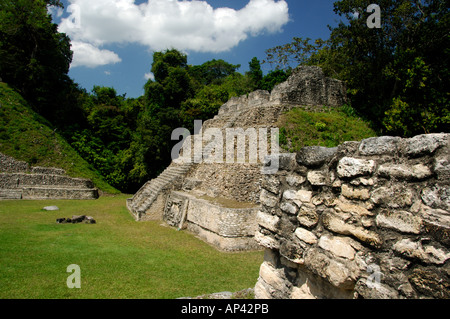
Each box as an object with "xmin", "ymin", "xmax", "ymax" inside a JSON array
[{"xmin": 278, "ymin": 105, "xmax": 377, "ymax": 152}]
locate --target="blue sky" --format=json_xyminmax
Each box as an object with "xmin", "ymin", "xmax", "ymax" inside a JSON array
[{"xmin": 51, "ymin": 0, "xmax": 342, "ymax": 98}]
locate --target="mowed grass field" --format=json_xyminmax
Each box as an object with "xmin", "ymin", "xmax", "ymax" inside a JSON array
[{"xmin": 0, "ymin": 195, "xmax": 263, "ymax": 299}]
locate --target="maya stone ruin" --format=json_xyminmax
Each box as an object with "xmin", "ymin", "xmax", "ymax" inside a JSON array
[
  {"xmin": 128, "ymin": 65, "xmax": 449, "ymax": 299},
  {"xmin": 127, "ymin": 66, "xmax": 348, "ymax": 251},
  {"xmin": 0, "ymin": 152, "xmax": 98, "ymax": 200}
]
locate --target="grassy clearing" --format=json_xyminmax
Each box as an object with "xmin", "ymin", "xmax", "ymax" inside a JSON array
[
  {"xmin": 278, "ymin": 106, "xmax": 377, "ymax": 152},
  {"xmin": 0, "ymin": 195, "xmax": 263, "ymax": 299}
]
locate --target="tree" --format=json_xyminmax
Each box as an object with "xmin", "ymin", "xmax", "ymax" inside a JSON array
[
  {"xmin": 189, "ymin": 59, "xmax": 241, "ymax": 87},
  {"xmin": 330, "ymin": 0, "xmax": 449, "ymax": 135},
  {"xmin": 263, "ymin": 37, "xmax": 328, "ymax": 71},
  {"xmin": 261, "ymin": 69, "xmax": 291, "ymax": 92},
  {"xmin": 263, "ymin": 0, "xmax": 449, "ymax": 136},
  {"xmin": 145, "ymin": 49, "xmax": 194, "ymax": 111},
  {"xmin": 247, "ymin": 57, "xmax": 263, "ymax": 90},
  {"xmin": 0, "ymin": 0, "xmax": 75, "ymax": 122}
]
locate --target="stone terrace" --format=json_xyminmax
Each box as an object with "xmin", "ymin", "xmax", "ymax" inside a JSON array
[{"xmin": 0, "ymin": 152, "xmax": 98, "ymax": 200}]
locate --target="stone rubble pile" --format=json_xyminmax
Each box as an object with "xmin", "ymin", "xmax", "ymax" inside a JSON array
[{"xmin": 56, "ymin": 215, "xmax": 96, "ymax": 224}]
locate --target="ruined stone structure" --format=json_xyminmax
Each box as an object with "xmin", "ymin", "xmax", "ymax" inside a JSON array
[
  {"xmin": 0, "ymin": 152, "xmax": 99, "ymax": 200},
  {"xmin": 127, "ymin": 66, "xmax": 347, "ymax": 251},
  {"xmin": 255, "ymin": 134, "xmax": 450, "ymax": 299}
]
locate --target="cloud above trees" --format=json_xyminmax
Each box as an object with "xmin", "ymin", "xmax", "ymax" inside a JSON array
[{"xmin": 58, "ymin": 0, "xmax": 290, "ymax": 68}]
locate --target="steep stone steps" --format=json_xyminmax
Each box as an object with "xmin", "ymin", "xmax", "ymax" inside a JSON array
[{"xmin": 127, "ymin": 162, "xmax": 193, "ymax": 220}]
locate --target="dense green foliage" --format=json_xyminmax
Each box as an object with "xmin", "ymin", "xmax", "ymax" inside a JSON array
[
  {"xmin": 0, "ymin": 82, "xmax": 118, "ymax": 193},
  {"xmin": 0, "ymin": 0, "xmax": 85, "ymax": 126},
  {"xmin": 264, "ymin": 0, "xmax": 449, "ymax": 136}
]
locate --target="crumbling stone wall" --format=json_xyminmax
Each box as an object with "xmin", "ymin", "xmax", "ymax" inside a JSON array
[
  {"xmin": 0, "ymin": 152, "xmax": 30, "ymax": 173},
  {"xmin": 255, "ymin": 133, "xmax": 450, "ymax": 299},
  {"xmin": 0, "ymin": 152, "xmax": 98, "ymax": 200},
  {"xmin": 164, "ymin": 191, "xmax": 260, "ymax": 251}
]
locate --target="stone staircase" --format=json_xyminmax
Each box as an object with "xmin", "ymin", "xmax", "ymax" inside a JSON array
[{"xmin": 126, "ymin": 162, "xmax": 193, "ymax": 220}]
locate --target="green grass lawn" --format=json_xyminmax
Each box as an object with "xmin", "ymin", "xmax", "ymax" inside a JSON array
[{"xmin": 0, "ymin": 195, "xmax": 263, "ymax": 299}]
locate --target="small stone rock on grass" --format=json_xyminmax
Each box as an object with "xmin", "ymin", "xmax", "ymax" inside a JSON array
[{"xmin": 43, "ymin": 206, "xmax": 59, "ymax": 211}]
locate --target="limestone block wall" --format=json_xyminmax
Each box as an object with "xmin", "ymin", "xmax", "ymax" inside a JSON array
[
  {"xmin": 255, "ymin": 133, "xmax": 450, "ymax": 299},
  {"xmin": 0, "ymin": 153, "xmax": 29, "ymax": 172},
  {"xmin": 0, "ymin": 152, "xmax": 98, "ymax": 200},
  {"xmin": 164, "ymin": 191, "xmax": 260, "ymax": 251},
  {"xmin": 270, "ymin": 66, "xmax": 347, "ymax": 107}
]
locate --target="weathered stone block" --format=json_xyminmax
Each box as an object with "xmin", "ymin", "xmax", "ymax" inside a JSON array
[
  {"xmin": 376, "ymin": 210, "xmax": 422, "ymax": 234},
  {"xmin": 318, "ymin": 235, "xmax": 356, "ymax": 260},
  {"xmin": 260, "ymin": 189, "xmax": 279, "ymax": 208},
  {"xmin": 355, "ymin": 279, "xmax": 399, "ymax": 299},
  {"xmin": 378, "ymin": 163, "xmax": 432, "ymax": 180},
  {"xmin": 434, "ymin": 155, "xmax": 450, "ymax": 181},
  {"xmin": 280, "ymin": 201, "xmax": 298, "ymax": 215},
  {"xmin": 294, "ymin": 227, "xmax": 318, "ymax": 245},
  {"xmin": 421, "ymin": 186, "xmax": 450, "ymax": 211},
  {"xmin": 280, "ymin": 239, "xmax": 305, "ymax": 264},
  {"xmin": 283, "ymin": 189, "xmax": 313, "ymax": 204},
  {"xmin": 349, "ymin": 177, "xmax": 375, "ymax": 186},
  {"xmin": 322, "ymin": 212, "xmax": 382, "ymax": 248},
  {"xmin": 255, "ymin": 230, "xmax": 279, "ymax": 250},
  {"xmin": 359, "ymin": 136, "xmax": 401, "ymax": 155},
  {"xmin": 286, "ymin": 174, "xmax": 306, "ymax": 187},
  {"xmin": 297, "ymin": 203, "xmax": 319, "ymax": 228},
  {"xmin": 409, "ymin": 267, "xmax": 450, "ymax": 299},
  {"xmin": 334, "ymin": 199, "xmax": 373, "ymax": 217},
  {"xmin": 307, "ymin": 170, "xmax": 328, "ymax": 186},
  {"xmin": 419, "ymin": 205, "xmax": 450, "ymax": 235},
  {"xmin": 262, "ymin": 175, "xmax": 280, "ymax": 195},
  {"xmin": 370, "ymin": 186, "xmax": 414, "ymax": 208},
  {"xmin": 270, "ymin": 66, "xmax": 347, "ymax": 107},
  {"xmin": 257, "ymin": 211, "xmax": 280, "ymax": 232},
  {"xmin": 341, "ymin": 184, "xmax": 370, "ymax": 200},
  {"xmin": 258, "ymin": 261, "xmax": 288, "ymax": 292},
  {"xmin": 296, "ymin": 146, "xmax": 337, "ymax": 167},
  {"xmin": 304, "ymin": 248, "xmax": 356, "ymax": 290},
  {"xmin": 393, "ymin": 238, "xmax": 450, "ymax": 265},
  {"xmin": 405, "ymin": 133, "xmax": 449, "ymax": 156},
  {"xmin": 337, "ymin": 157, "xmax": 376, "ymax": 178}
]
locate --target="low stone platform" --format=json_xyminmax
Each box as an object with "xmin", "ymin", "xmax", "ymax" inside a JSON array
[
  {"xmin": 0, "ymin": 153, "xmax": 99, "ymax": 200},
  {"xmin": 164, "ymin": 191, "xmax": 260, "ymax": 251}
]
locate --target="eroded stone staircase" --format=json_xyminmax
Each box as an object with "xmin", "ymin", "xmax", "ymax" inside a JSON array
[{"xmin": 126, "ymin": 162, "xmax": 193, "ymax": 220}]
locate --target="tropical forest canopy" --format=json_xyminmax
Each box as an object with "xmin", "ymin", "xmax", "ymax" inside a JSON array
[{"xmin": 0, "ymin": 0, "xmax": 448, "ymax": 193}]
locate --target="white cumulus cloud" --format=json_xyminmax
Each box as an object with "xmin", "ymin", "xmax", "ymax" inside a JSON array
[
  {"xmin": 70, "ymin": 41, "xmax": 122, "ymax": 68},
  {"xmin": 59, "ymin": 0, "xmax": 290, "ymax": 68}
]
